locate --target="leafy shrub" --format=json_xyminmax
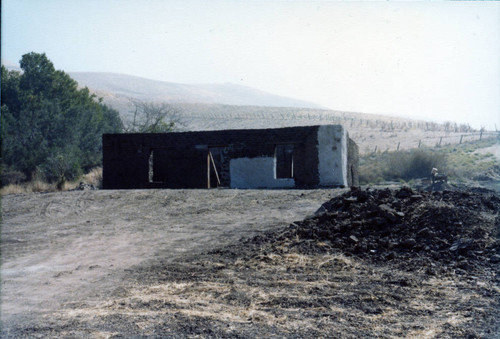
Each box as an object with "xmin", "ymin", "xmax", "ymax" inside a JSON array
[
  {"xmin": 385, "ymin": 149, "xmax": 448, "ymax": 181},
  {"xmin": 360, "ymin": 137, "xmax": 499, "ymax": 185},
  {"xmin": 42, "ymin": 148, "xmax": 83, "ymax": 183},
  {"xmin": 1, "ymin": 167, "xmax": 26, "ymax": 185},
  {"xmin": 360, "ymin": 148, "xmax": 448, "ymax": 184}
]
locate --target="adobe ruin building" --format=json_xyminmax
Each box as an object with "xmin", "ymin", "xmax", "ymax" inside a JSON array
[{"xmin": 102, "ymin": 125, "xmax": 358, "ymax": 189}]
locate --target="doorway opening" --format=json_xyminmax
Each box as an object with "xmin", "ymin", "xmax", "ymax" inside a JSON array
[
  {"xmin": 148, "ymin": 149, "xmax": 169, "ymax": 183},
  {"xmin": 207, "ymin": 146, "xmax": 227, "ymax": 188}
]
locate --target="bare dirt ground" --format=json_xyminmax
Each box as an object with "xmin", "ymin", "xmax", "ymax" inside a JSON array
[
  {"xmin": 2, "ymin": 187, "xmax": 499, "ymax": 338},
  {"xmin": 1, "ymin": 189, "xmax": 335, "ymax": 337}
]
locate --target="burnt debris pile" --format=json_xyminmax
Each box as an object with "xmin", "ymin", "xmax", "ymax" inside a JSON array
[{"xmin": 251, "ymin": 187, "xmax": 500, "ymax": 271}]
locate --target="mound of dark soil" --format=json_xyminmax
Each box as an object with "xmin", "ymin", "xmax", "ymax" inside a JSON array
[{"xmin": 246, "ymin": 186, "xmax": 500, "ymax": 274}]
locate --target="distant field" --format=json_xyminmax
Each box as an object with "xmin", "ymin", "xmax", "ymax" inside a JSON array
[{"xmin": 171, "ymin": 103, "xmax": 491, "ymax": 154}]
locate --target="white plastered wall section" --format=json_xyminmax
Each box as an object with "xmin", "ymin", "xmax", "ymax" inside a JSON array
[
  {"xmin": 229, "ymin": 157, "xmax": 295, "ymax": 189},
  {"xmin": 317, "ymin": 125, "xmax": 348, "ymax": 187}
]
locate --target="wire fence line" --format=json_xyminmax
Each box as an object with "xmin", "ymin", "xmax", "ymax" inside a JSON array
[
  {"xmin": 183, "ymin": 111, "xmax": 347, "ymax": 122},
  {"xmin": 366, "ymin": 131, "xmax": 499, "ymax": 154},
  {"xmin": 181, "ymin": 110, "xmax": 482, "ymax": 133}
]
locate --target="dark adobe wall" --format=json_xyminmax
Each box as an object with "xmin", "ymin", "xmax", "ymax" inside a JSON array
[{"xmin": 102, "ymin": 126, "xmax": 358, "ymax": 189}]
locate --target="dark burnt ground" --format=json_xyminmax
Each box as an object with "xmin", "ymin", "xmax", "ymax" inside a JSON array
[
  {"xmin": 6, "ymin": 187, "xmax": 500, "ymax": 338},
  {"xmin": 277, "ymin": 186, "xmax": 500, "ymax": 273}
]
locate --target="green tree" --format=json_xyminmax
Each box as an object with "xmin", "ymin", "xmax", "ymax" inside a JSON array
[
  {"xmin": 1, "ymin": 53, "xmax": 123, "ymax": 185},
  {"xmin": 19, "ymin": 52, "xmax": 57, "ymax": 96}
]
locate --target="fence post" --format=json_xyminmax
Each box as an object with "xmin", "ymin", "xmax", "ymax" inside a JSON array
[
  {"xmin": 460, "ymin": 135, "xmax": 463, "ymax": 144},
  {"xmin": 374, "ymin": 145, "xmax": 377, "ymax": 153},
  {"xmin": 418, "ymin": 140, "xmax": 421, "ymax": 148},
  {"xmin": 480, "ymin": 131, "xmax": 483, "ymax": 140},
  {"xmin": 439, "ymin": 137, "xmax": 442, "ymax": 146},
  {"xmin": 397, "ymin": 142, "xmax": 400, "ymax": 151}
]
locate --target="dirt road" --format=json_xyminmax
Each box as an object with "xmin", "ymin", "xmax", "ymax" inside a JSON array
[{"xmin": 1, "ymin": 189, "xmax": 336, "ymax": 336}]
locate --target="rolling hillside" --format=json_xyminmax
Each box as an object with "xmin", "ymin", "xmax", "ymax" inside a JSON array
[{"xmin": 69, "ymin": 72, "xmax": 321, "ymax": 109}]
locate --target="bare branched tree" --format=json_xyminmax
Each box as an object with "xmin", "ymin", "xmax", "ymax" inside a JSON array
[{"xmin": 124, "ymin": 100, "xmax": 184, "ymax": 133}]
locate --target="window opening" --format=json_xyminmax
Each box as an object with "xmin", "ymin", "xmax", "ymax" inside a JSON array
[
  {"xmin": 275, "ymin": 144, "xmax": 294, "ymax": 179},
  {"xmin": 148, "ymin": 149, "xmax": 168, "ymax": 183},
  {"xmin": 148, "ymin": 150, "xmax": 154, "ymax": 183}
]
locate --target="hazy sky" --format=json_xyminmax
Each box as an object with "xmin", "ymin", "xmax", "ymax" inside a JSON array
[{"xmin": 2, "ymin": 0, "xmax": 499, "ymax": 129}]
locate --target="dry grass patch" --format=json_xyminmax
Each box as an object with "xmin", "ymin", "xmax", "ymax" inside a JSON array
[
  {"xmin": 81, "ymin": 167, "xmax": 103, "ymax": 187},
  {"xmin": 0, "ymin": 179, "xmax": 57, "ymax": 195},
  {"xmin": 1, "ymin": 167, "xmax": 102, "ymax": 195},
  {"xmin": 54, "ymin": 248, "xmax": 499, "ymax": 337}
]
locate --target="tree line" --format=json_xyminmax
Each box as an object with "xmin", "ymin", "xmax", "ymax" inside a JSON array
[{"xmin": 1, "ymin": 52, "xmax": 179, "ymax": 186}]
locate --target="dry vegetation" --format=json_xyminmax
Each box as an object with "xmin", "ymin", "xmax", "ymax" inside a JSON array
[
  {"xmin": 359, "ymin": 137, "xmax": 500, "ymax": 186},
  {"xmin": 52, "ymin": 248, "xmax": 499, "ymax": 338},
  {"xmin": 0, "ymin": 167, "xmax": 102, "ymax": 195}
]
